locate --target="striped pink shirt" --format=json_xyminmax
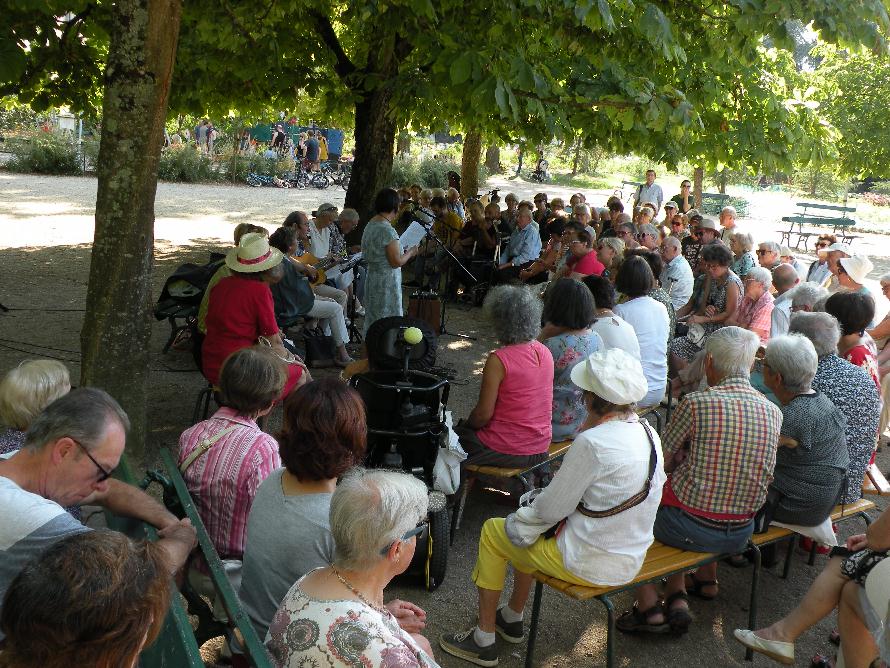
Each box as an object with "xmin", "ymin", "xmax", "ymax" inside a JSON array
[{"xmin": 178, "ymin": 407, "xmax": 280, "ymax": 563}]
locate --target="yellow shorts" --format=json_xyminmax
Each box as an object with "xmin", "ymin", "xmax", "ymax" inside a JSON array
[{"xmin": 471, "ymin": 517, "xmax": 592, "ymax": 591}]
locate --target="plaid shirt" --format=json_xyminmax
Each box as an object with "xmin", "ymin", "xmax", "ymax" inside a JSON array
[
  {"xmin": 663, "ymin": 375, "xmax": 781, "ymax": 518},
  {"xmin": 736, "ymin": 290, "xmax": 774, "ymax": 343}
]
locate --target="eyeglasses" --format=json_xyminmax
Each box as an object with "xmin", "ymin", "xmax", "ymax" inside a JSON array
[
  {"xmin": 380, "ymin": 519, "xmax": 428, "ymax": 554},
  {"xmin": 617, "ymin": 230, "xmax": 630, "ymax": 237},
  {"xmin": 815, "ymin": 242, "xmax": 829, "ymax": 248},
  {"xmin": 73, "ymin": 439, "xmax": 113, "ymax": 482},
  {"xmin": 756, "ymin": 249, "xmax": 769, "ymax": 255}
]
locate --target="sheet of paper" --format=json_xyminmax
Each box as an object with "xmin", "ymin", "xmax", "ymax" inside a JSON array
[{"xmin": 399, "ymin": 221, "xmax": 428, "ymax": 249}]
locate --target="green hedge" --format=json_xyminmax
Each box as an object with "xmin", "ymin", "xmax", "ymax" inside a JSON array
[
  {"xmin": 388, "ymin": 155, "xmax": 488, "ymax": 190},
  {"xmin": 4, "ymin": 134, "xmax": 82, "ymax": 175}
]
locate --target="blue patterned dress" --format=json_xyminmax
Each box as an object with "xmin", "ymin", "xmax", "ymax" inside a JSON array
[
  {"xmin": 543, "ymin": 331, "xmax": 604, "ymax": 441},
  {"xmin": 361, "ymin": 217, "xmax": 403, "ymax": 336}
]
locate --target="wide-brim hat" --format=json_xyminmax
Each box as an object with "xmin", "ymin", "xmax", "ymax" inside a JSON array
[
  {"xmin": 225, "ymin": 232, "xmax": 283, "ymax": 273},
  {"xmin": 839, "ymin": 254, "xmax": 873, "ymax": 284},
  {"xmin": 827, "ymin": 242, "xmax": 851, "ymax": 255},
  {"xmin": 698, "ymin": 217, "xmax": 718, "ymax": 231},
  {"xmin": 570, "ymin": 348, "xmax": 648, "ymax": 404}
]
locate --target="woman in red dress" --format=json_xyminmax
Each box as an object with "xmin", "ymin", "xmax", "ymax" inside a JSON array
[{"xmin": 203, "ymin": 232, "xmax": 310, "ymax": 399}]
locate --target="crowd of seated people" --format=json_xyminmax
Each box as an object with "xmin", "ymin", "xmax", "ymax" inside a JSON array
[{"xmin": 3, "ymin": 179, "xmax": 890, "ymax": 668}]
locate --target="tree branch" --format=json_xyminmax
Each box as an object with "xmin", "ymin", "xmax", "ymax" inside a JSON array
[
  {"xmin": 513, "ymin": 89, "xmax": 635, "ymax": 110},
  {"xmin": 308, "ymin": 11, "xmax": 356, "ymax": 79},
  {"xmin": 220, "ymin": 0, "xmax": 259, "ymax": 47}
]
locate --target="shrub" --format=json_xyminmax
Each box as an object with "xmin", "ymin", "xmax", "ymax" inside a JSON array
[
  {"xmin": 157, "ymin": 146, "xmax": 220, "ymax": 183},
  {"xmin": 700, "ymin": 194, "xmax": 749, "ymax": 217},
  {"xmin": 81, "ymin": 139, "xmax": 100, "ymax": 172},
  {"xmin": 220, "ymin": 153, "xmax": 291, "ymax": 182},
  {"xmin": 863, "ymin": 192, "xmax": 890, "ymax": 207},
  {"xmin": 5, "ymin": 133, "xmax": 82, "ymax": 175}
]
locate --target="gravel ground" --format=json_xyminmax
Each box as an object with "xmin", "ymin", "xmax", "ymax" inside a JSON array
[{"xmin": 1, "ymin": 171, "xmax": 889, "ymax": 667}]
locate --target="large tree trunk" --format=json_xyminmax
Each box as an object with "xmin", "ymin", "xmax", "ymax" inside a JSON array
[
  {"xmin": 571, "ymin": 136, "xmax": 581, "ymax": 175},
  {"xmin": 396, "ymin": 129, "xmax": 411, "ymax": 157},
  {"xmin": 484, "ymin": 144, "xmax": 500, "ymax": 174},
  {"xmin": 80, "ymin": 0, "xmax": 182, "ymax": 464},
  {"xmin": 460, "ymin": 129, "xmax": 483, "ymax": 200},
  {"xmin": 344, "ymin": 89, "xmax": 397, "ymax": 224},
  {"xmin": 693, "ymin": 166, "xmax": 704, "ymax": 209}
]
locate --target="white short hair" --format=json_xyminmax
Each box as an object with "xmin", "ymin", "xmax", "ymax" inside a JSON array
[
  {"xmin": 789, "ymin": 311, "xmax": 840, "ymax": 357},
  {"xmin": 721, "ymin": 206, "xmax": 737, "ymax": 218},
  {"xmin": 880, "ymin": 271, "xmax": 890, "ymax": 286},
  {"xmin": 431, "ymin": 187, "xmax": 446, "ymax": 199},
  {"xmin": 329, "ymin": 468, "xmax": 429, "ymax": 570},
  {"xmin": 639, "ymin": 223, "xmax": 659, "ymax": 238},
  {"xmin": 765, "ymin": 334, "xmax": 818, "ymax": 394},
  {"xmin": 0, "ymin": 360, "xmax": 71, "ymax": 430},
  {"xmin": 758, "ymin": 240, "xmax": 781, "ymax": 254},
  {"xmin": 746, "ymin": 266, "xmax": 773, "ymax": 291},
  {"xmin": 573, "ymin": 204, "xmax": 591, "ymax": 217},
  {"xmin": 732, "ymin": 231, "xmax": 755, "ymax": 252},
  {"xmin": 704, "ymin": 326, "xmax": 759, "ymax": 378},
  {"xmin": 790, "ymin": 282, "xmax": 829, "ymax": 311},
  {"xmin": 339, "ymin": 208, "xmax": 360, "ymax": 222},
  {"xmin": 662, "ymin": 236, "xmax": 681, "ymax": 251},
  {"xmin": 639, "ymin": 206, "xmax": 654, "ymax": 218}
]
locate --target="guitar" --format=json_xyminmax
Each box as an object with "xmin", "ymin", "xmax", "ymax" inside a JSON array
[{"xmin": 292, "ymin": 251, "xmax": 347, "ymax": 287}]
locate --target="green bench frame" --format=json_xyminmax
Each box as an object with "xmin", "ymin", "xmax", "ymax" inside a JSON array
[
  {"xmin": 105, "ymin": 451, "xmax": 273, "ymax": 667},
  {"xmin": 780, "ymin": 202, "xmax": 859, "ymax": 250}
]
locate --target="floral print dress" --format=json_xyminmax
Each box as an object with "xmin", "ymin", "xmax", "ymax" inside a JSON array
[
  {"xmin": 543, "ymin": 331, "xmax": 604, "ymax": 441},
  {"xmin": 265, "ymin": 579, "xmax": 439, "ymax": 668}
]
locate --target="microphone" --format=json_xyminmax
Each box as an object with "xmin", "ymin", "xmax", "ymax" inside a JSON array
[{"xmin": 411, "ymin": 204, "xmax": 435, "ymax": 227}]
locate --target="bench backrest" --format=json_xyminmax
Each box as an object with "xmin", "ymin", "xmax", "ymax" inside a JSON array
[{"xmin": 796, "ymin": 201, "xmax": 856, "ymax": 217}]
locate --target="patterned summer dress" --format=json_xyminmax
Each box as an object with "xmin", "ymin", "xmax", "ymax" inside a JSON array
[
  {"xmin": 669, "ymin": 270, "xmax": 743, "ymax": 361},
  {"xmin": 361, "ymin": 217, "xmax": 403, "ymax": 336},
  {"xmin": 265, "ymin": 578, "xmax": 439, "ymax": 668}
]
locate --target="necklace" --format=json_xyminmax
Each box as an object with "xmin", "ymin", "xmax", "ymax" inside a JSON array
[{"xmin": 330, "ymin": 566, "xmax": 387, "ymax": 614}]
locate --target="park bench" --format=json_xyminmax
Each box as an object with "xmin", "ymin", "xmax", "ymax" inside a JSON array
[
  {"xmin": 522, "ymin": 497, "xmax": 875, "ymax": 668},
  {"xmin": 779, "ymin": 202, "xmax": 861, "ymax": 250},
  {"xmin": 863, "ymin": 463, "xmax": 890, "ymax": 495},
  {"xmin": 104, "ymin": 451, "xmax": 273, "ymax": 668}
]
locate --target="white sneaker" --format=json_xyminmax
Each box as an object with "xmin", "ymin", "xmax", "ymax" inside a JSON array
[{"xmin": 733, "ymin": 629, "xmax": 794, "ymax": 665}]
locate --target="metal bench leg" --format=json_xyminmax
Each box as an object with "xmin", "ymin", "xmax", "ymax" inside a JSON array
[
  {"xmin": 746, "ymin": 542, "xmax": 762, "ymax": 662},
  {"xmin": 601, "ymin": 596, "xmax": 616, "ymax": 668},
  {"xmin": 861, "ymin": 511, "xmax": 873, "ymax": 527},
  {"xmin": 782, "ymin": 536, "xmax": 795, "ymax": 579},
  {"xmin": 451, "ymin": 477, "xmax": 475, "ymax": 541},
  {"xmin": 808, "ymin": 539, "xmax": 817, "ymax": 566},
  {"xmin": 524, "ymin": 580, "xmax": 544, "ymax": 668}
]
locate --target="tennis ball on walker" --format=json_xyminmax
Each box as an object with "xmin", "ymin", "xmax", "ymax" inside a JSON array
[{"xmin": 404, "ymin": 327, "xmax": 423, "ymax": 345}]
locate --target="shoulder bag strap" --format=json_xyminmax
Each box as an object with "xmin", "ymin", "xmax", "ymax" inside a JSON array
[
  {"xmin": 576, "ymin": 419, "xmax": 658, "ymax": 519},
  {"xmin": 180, "ymin": 424, "xmax": 240, "ymax": 474}
]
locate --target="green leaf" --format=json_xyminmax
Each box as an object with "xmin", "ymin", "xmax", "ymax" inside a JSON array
[
  {"xmin": 618, "ymin": 108, "xmax": 634, "ymax": 130},
  {"xmin": 449, "ymin": 52, "xmax": 473, "ymax": 85}
]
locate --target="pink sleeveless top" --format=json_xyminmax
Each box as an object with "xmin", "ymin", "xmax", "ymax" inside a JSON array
[{"xmin": 476, "ymin": 340, "xmax": 554, "ymax": 455}]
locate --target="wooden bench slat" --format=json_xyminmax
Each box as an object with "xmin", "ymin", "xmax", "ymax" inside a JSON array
[
  {"xmin": 864, "ymin": 465, "xmax": 890, "ymax": 495},
  {"xmin": 464, "ymin": 440, "xmax": 573, "ymax": 478}
]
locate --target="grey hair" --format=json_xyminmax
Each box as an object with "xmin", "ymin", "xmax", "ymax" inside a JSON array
[
  {"xmin": 662, "ymin": 236, "xmax": 681, "ymax": 251},
  {"xmin": 639, "ymin": 206, "xmax": 654, "ymax": 218},
  {"xmin": 732, "ymin": 231, "xmax": 754, "ymax": 252},
  {"xmin": 0, "ymin": 360, "xmax": 71, "ymax": 430},
  {"xmin": 420, "ymin": 188, "xmax": 432, "ymax": 200},
  {"xmin": 329, "ymin": 468, "xmax": 428, "ymax": 570},
  {"xmin": 431, "ymin": 187, "xmax": 446, "ymax": 199},
  {"xmin": 879, "ymin": 271, "xmax": 890, "ymax": 286},
  {"xmin": 791, "ymin": 282, "xmax": 829, "ymax": 311},
  {"xmin": 746, "ymin": 266, "xmax": 773, "ymax": 291},
  {"xmin": 813, "ymin": 295, "xmax": 830, "ymax": 313},
  {"xmin": 721, "ymin": 205, "xmax": 737, "ymax": 218},
  {"xmin": 789, "ymin": 311, "xmax": 840, "ymax": 357},
  {"xmin": 614, "ymin": 212, "xmax": 633, "ymax": 225},
  {"xmin": 704, "ymin": 326, "xmax": 759, "ymax": 378},
  {"xmin": 599, "ymin": 236, "xmax": 626, "ymax": 255},
  {"xmin": 618, "ymin": 221, "xmax": 637, "ymax": 234},
  {"xmin": 24, "ymin": 387, "xmax": 130, "ymax": 453},
  {"xmin": 573, "ymin": 204, "xmax": 591, "ymax": 217},
  {"xmin": 758, "ymin": 240, "xmax": 781, "ymax": 254},
  {"xmin": 764, "ymin": 334, "xmax": 818, "ymax": 394},
  {"xmin": 639, "ymin": 223, "xmax": 659, "ymax": 238},
  {"xmin": 339, "ymin": 208, "xmax": 360, "ymax": 222},
  {"xmin": 484, "ymin": 285, "xmax": 543, "ymax": 345}
]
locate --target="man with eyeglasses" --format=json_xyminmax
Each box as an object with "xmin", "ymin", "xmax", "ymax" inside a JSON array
[
  {"xmin": 756, "ymin": 241, "xmax": 782, "ymax": 270},
  {"xmin": 0, "ymin": 388, "xmax": 196, "ymax": 627}
]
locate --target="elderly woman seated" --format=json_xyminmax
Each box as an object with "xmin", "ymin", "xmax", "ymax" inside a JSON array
[
  {"xmin": 727, "ymin": 266, "xmax": 775, "ymax": 344},
  {"xmin": 203, "ymin": 233, "xmax": 309, "ymax": 397},
  {"xmin": 555, "ymin": 226, "xmax": 604, "ymax": 279},
  {"xmin": 825, "ymin": 291, "xmax": 881, "ymax": 389},
  {"xmin": 735, "ymin": 505, "xmax": 890, "ymax": 667},
  {"xmin": 439, "ymin": 349, "xmax": 665, "ymax": 666},
  {"xmin": 178, "ymin": 347, "xmax": 286, "ymax": 617},
  {"xmin": 596, "ymin": 236, "xmax": 625, "ymax": 280},
  {"xmin": 456, "ymin": 286, "xmax": 553, "ymax": 470},
  {"xmin": 539, "ymin": 278, "xmax": 604, "ymax": 441},
  {"xmin": 265, "ymin": 469, "xmax": 437, "ymax": 666},
  {"xmin": 0, "ymin": 359, "xmax": 70, "ymax": 455},
  {"xmin": 0, "ymin": 530, "xmax": 171, "ymax": 668},
  {"xmin": 730, "ymin": 231, "xmax": 757, "ymax": 278},
  {"xmin": 760, "ymin": 334, "xmax": 849, "ymax": 527},
  {"xmin": 789, "ymin": 312, "xmax": 881, "ymax": 504}
]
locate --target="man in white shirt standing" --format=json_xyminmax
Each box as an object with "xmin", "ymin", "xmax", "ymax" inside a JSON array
[
  {"xmin": 770, "ymin": 264, "xmax": 800, "ymax": 338},
  {"xmin": 659, "ymin": 236, "xmax": 694, "ymax": 310},
  {"xmin": 633, "ymin": 169, "xmax": 664, "ymax": 217}
]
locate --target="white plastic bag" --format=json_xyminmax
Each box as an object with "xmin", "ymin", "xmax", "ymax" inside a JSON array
[{"xmin": 432, "ymin": 411, "xmax": 467, "ymax": 495}]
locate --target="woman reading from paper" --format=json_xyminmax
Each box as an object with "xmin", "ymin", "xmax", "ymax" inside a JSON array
[{"xmin": 361, "ymin": 188, "xmax": 419, "ymax": 335}]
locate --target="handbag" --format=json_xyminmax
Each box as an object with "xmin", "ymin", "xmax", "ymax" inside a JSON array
[
  {"xmin": 303, "ymin": 327, "xmax": 335, "ymax": 367},
  {"xmin": 686, "ymin": 322, "xmax": 706, "ymax": 345}
]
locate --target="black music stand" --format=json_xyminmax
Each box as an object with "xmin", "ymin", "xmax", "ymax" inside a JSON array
[{"xmin": 417, "ymin": 226, "xmax": 477, "ymax": 341}]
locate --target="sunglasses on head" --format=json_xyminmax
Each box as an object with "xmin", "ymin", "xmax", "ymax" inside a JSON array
[{"xmin": 380, "ymin": 520, "xmax": 428, "ymax": 554}]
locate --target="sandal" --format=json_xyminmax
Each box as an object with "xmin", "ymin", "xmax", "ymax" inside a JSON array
[
  {"xmin": 828, "ymin": 628, "xmax": 840, "ymax": 646},
  {"xmin": 665, "ymin": 592, "xmax": 692, "ymax": 636},
  {"xmin": 616, "ymin": 603, "xmax": 670, "ymax": 635},
  {"xmin": 811, "ymin": 654, "xmax": 835, "ymax": 668},
  {"xmin": 684, "ymin": 573, "xmax": 718, "ymax": 600}
]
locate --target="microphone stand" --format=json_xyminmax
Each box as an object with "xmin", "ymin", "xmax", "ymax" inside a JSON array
[{"xmin": 416, "ymin": 225, "xmax": 477, "ymax": 341}]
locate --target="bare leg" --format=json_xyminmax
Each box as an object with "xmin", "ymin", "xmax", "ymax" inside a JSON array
[
  {"xmin": 478, "ymin": 587, "xmax": 501, "ymax": 633},
  {"xmin": 838, "ymin": 580, "xmax": 878, "ymax": 668},
  {"xmin": 754, "ymin": 557, "xmax": 847, "ymax": 642},
  {"xmin": 663, "ymin": 571, "xmax": 690, "ymax": 614},
  {"xmin": 634, "ymin": 583, "xmax": 666, "ymax": 624},
  {"xmin": 686, "ymin": 563, "xmax": 719, "ymax": 598},
  {"xmin": 507, "ymin": 571, "xmax": 534, "ymax": 613}
]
